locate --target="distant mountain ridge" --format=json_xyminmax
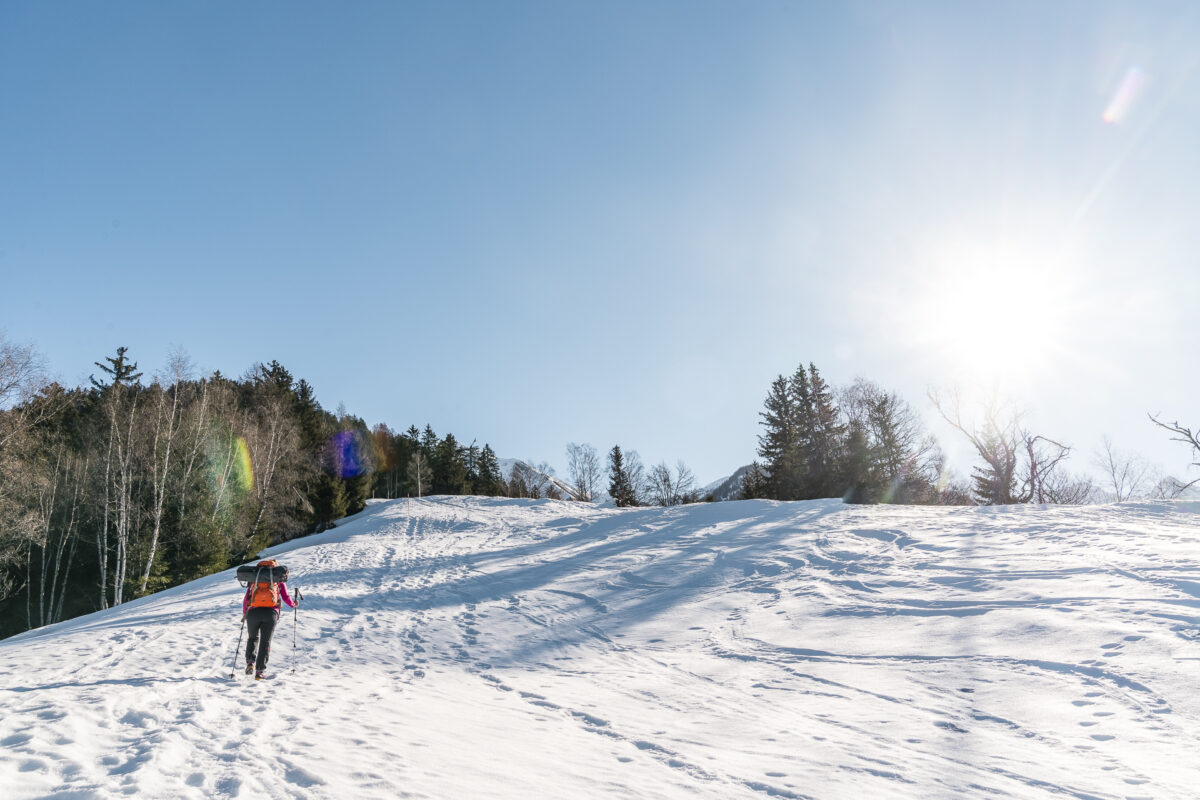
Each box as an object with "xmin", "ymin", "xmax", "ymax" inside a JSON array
[{"xmin": 701, "ymin": 464, "xmax": 752, "ymax": 501}]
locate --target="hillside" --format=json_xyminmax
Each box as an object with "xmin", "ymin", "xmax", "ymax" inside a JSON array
[{"xmin": 2, "ymin": 496, "xmax": 1199, "ymax": 799}]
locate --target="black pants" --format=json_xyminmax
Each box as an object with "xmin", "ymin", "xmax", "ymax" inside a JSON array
[{"xmin": 245, "ymin": 607, "xmax": 278, "ymax": 671}]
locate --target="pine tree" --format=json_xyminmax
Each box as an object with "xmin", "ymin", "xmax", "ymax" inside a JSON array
[
  {"xmin": 789, "ymin": 365, "xmax": 819, "ymax": 498},
  {"xmin": 757, "ymin": 375, "xmax": 797, "ymax": 500},
  {"xmin": 420, "ymin": 424, "xmax": 438, "ymax": 455},
  {"xmin": 477, "ymin": 444, "xmax": 503, "ymax": 496},
  {"xmin": 433, "ymin": 433, "xmax": 468, "ymax": 494},
  {"xmin": 841, "ymin": 421, "xmax": 882, "ymax": 503},
  {"xmin": 608, "ymin": 445, "xmax": 637, "ymax": 507},
  {"xmin": 805, "ymin": 363, "xmax": 844, "ymax": 498},
  {"xmin": 738, "ymin": 461, "xmax": 770, "ymax": 500},
  {"xmin": 90, "ymin": 347, "xmax": 144, "ymax": 390}
]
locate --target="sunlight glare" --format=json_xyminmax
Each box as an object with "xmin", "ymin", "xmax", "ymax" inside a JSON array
[{"xmin": 908, "ymin": 238, "xmax": 1079, "ymax": 386}]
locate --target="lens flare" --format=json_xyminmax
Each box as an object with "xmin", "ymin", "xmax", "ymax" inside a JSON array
[
  {"xmin": 330, "ymin": 430, "xmax": 368, "ymax": 478},
  {"xmin": 204, "ymin": 431, "xmax": 255, "ymax": 503},
  {"xmin": 233, "ymin": 436, "xmax": 254, "ymax": 492},
  {"xmin": 371, "ymin": 429, "xmax": 394, "ymax": 472},
  {"xmin": 1103, "ymin": 66, "xmax": 1147, "ymax": 124}
]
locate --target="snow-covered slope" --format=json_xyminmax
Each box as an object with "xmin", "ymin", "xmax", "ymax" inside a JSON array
[{"xmin": 3, "ymin": 497, "xmax": 1200, "ymax": 799}]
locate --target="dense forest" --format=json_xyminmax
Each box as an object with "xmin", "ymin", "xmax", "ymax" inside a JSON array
[{"xmin": 0, "ymin": 344, "xmax": 525, "ymax": 638}]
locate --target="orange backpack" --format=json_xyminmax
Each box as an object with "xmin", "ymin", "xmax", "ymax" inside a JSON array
[{"xmin": 248, "ymin": 561, "xmax": 281, "ymax": 608}]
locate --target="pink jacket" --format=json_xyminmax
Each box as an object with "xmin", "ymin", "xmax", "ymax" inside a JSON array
[{"xmin": 243, "ymin": 582, "xmax": 297, "ymax": 616}]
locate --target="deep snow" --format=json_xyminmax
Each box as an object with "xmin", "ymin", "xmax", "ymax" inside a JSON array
[{"xmin": 2, "ymin": 496, "xmax": 1199, "ymax": 799}]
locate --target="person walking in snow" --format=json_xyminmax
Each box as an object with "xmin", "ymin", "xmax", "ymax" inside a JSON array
[{"xmin": 242, "ymin": 559, "xmax": 296, "ymax": 680}]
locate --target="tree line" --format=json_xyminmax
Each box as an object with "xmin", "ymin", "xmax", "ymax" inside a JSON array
[
  {"xmin": 745, "ymin": 361, "xmax": 1198, "ymax": 506},
  {"xmin": 0, "ymin": 342, "xmax": 532, "ymax": 638},
  {"xmin": 4, "ymin": 338, "xmax": 1196, "ymax": 637}
]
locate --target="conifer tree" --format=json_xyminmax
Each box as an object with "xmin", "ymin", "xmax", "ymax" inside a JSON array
[
  {"xmin": 788, "ymin": 365, "xmax": 817, "ymax": 498},
  {"xmin": 477, "ymin": 444, "xmax": 503, "ymax": 496},
  {"xmin": 420, "ymin": 424, "xmax": 438, "ymax": 455},
  {"xmin": 607, "ymin": 445, "xmax": 637, "ymax": 507},
  {"xmin": 805, "ymin": 364, "xmax": 844, "ymax": 497},
  {"xmin": 738, "ymin": 461, "xmax": 770, "ymax": 500},
  {"xmin": 433, "ymin": 433, "xmax": 468, "ymax": 494},
  {"xmin": 841, "ymin": 421, "xmax": 883, "ymax": 503},
  {"xmin": 757, "ymin": 375, "xmax": 797, "ymax": 500}
]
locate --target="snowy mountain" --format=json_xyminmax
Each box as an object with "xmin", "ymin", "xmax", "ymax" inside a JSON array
[
  {"xmin": 701, "ymin": 463, "xmax": 753, "ymax": 501},
  {"xmin": 3, "ymin": 496, "xmax": 1200, "ymax": 798}
]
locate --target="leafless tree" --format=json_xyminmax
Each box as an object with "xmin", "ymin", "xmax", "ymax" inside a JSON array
[
  {"xmin": 647, "ymin": 460, "xmax": 697, "ymax": 506},
  {"xmin": 625, "ymin": 449, "xmax": 648, "ymax": 505},
  {"xmin": 565, "ymin": 442, "xmax": 602, "ymax": 502},
  {"xmin": 1023, "ymin": 434, "xmax": 1073, "ymax": 504},
  {"xmin": 0, "ymin": 336, "xmax": 54, "ymax": 601},
  {"xmin": 842, "ymin": 377, "xmax": 943, "ymax": 502},
  {"xmin": 0, "ymin": 335, "xmax": 53, "ymax": 452},
  {"xmin": 137, "ymin": 352, "xmax": 193, "ymax": 594},
  {"xmin": 930, "ymin": 387, "xmax": 1089, "ymax": 505},
  {"xmin": 1094, "ymin": 436, "xmax": 1153, "ymax": 502},
  {"xmin": 1151, "ymin": 475, "xmax": 1196, "ymax": 499},
  {"xmin": 1148, "ymin": 414, "xmax": 1200, "ymax": 494},
  {"xmin": 408, "ymin": 450, "xmax": 430, "ymax": 497},
  {"xmin": 929, "ymin": 387, "xmax": 1024, "ymax": 505},
  {"xmin": 243, "ymin": 391, "xmax": 302, "ymax": 548}
]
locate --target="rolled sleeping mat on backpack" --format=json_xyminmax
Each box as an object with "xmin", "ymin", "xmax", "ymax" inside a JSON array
[{"xmin": 236, "ymin": 564, "xmax": 289, "ymax": 583}]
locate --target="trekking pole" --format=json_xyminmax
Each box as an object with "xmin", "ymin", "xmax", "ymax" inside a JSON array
[
  {"xmin": 292, "ymin": 588, "xmax": 304, "ymax": 674},
  {"xmin": 229, "ymin": 615, "xmax": 246, "ymax": 680}
]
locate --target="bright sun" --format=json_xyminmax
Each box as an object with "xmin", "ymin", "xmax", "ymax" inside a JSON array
[{"xmin": 905, "ymin": 237, "xmax": 1080, "ymax": 385}]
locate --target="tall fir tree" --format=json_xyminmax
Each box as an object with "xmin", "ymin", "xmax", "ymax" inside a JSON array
[
  {"xmin": 787, "ymin": 364, "xmax": 815, "ymax": 499},
  {"xmin": 757, "ymin": 375, "xmax": 798, "ymax": 500},
  {"xmin": 607, "ymin": 445, "xmax": 637, "ymax": 507},
  {"xmin": 477, "ymin": 444, "xmax": 503, "ymax": 497},
  {"xmin": 805, "ymin": 363, "xmax": 844, "ymax": 498}
]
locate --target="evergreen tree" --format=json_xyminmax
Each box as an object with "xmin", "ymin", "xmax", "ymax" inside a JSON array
[
  {"xmin": 404, "ymin": 425, "xmax": 421, "ymax": 449},
  {"xmin": 787, "ymin": 365, "xmax": 815, "ymax": 498},
  {"xmin": 420, "ymin": 424, "xmax": 438, "ymax": 455},
  {"xmin": 477, "ymin": 444, "xmax": 503, "ymax": 496},
  {"xmin": 433, "ymin": 433, "xmax": 469, "ymax": 494},
  {"xmin": 841, "ymin": 421, "xmax": 883, "ymax": 503},
  {"xmin": 464, "ymin": 441, "xmax": 481, "ymax": 493},
  {"xmin": 256, "ymin": 360, "xmax": 294, "ymax": 395},
  {"xmin": 90, "ymin": 346, "xmax": 143, "ymax": 390},
  {"xmin": 607, "ymin": 445, "xmax": 637, "ymax": 507},
  {"xmin": 805, "ymin": 363, "xmax": 844, "ymax": 498},
  {"xmin": 738, "ymin": 461, "xmax": 770, "ymax": 500},
  {"xmin": 757, "ymin": 375, "xmax": 797, "ymax": 500}
]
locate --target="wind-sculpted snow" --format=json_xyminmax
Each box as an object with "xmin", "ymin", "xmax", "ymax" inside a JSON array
[{"xmin": 2, "ymin": 497, "xmax": 1199, "ymax": 798}]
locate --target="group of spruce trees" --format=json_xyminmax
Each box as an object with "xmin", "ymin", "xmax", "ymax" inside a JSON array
[{"xmin": 742, "ymin": 363, "xmax": 959, "ymax": 505}]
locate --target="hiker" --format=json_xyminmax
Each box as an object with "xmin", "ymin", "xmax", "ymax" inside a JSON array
[{"xmin": 242, "ymin": 559, "xmax": 296, "ymax": 679}]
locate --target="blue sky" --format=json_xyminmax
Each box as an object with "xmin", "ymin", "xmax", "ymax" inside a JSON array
[{"xmin": 3, "ymin": 1, "xmax": 1199, "ymax": 485}]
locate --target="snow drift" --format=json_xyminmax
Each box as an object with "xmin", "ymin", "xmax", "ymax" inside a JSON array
[{"xmin": 2, "ymin": 496, "xmax": 1199, "ymax": 799}]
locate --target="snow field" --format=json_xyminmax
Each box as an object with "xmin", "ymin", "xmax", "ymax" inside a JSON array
[{"xmin": 2, "ymin": 496, "xmax": 1199, "ymax": 798}]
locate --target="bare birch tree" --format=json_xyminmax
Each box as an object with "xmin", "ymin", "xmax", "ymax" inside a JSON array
[
  {"xmin": 565, "ymin": 442, "xmax": 601, "ymax": 502},
  {"xmin": 137, "ymin": 352, "xmax": 192, "ymax": 595},
  {"xmin": 408, "ymin": 450, "xmax": 431, "ymax": 497}
]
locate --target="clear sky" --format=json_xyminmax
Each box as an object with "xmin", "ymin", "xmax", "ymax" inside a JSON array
[{"xmin": 2, "ymin": 1, "xmax": 1198, "ymax": 486}]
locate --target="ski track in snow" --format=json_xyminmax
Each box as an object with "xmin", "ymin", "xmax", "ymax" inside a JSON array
[{"xmin": 2, "ymin": 497, "xmax": 1199, "ymax": 798}]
